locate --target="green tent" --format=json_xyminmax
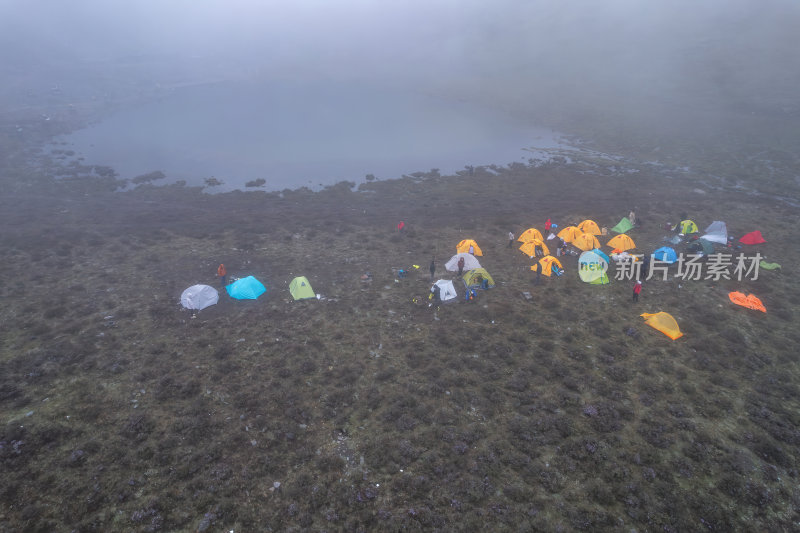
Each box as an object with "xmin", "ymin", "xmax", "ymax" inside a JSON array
[
  {"xmin": 462, "ymin": 268, "xmax": 495, "ymax": 289},
  {"xmin": 589, "ymin": 272, "xmax": 610, "ymax": 285},
  {"xmin": 611, "ymin": 217, "xmax": 633, "ymax": 234},
  {"xmin": 289, "ymin": 276, "xmax": 316, "ymax": 300}
]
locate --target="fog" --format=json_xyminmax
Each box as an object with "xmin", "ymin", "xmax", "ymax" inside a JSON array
[{"xmin": 3, "ymin": 0, "xmax": 800, "ymax": 151}]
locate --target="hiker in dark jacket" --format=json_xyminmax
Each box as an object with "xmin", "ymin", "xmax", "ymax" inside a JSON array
[
  {"xmin": 457, "ymin": 256, "xmax": 465, "ymax": 277},
  {"xmin": 429, "ymin": 258, "xmax": 435, "ymax": 281}
]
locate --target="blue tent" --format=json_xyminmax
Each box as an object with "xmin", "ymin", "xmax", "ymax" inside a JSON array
[
  {"xmin": 590, "ymin": 248, "xmax": 610, "ymax": 264},
  {"xmin": 226, "ymin": 275, "xmax": 266, "ymax": 300},
  {"xmin": 653, "ymin": 247, "xmax": 678, "ymax": 264}
]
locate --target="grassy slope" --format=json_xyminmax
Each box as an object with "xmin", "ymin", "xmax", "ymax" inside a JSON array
[{"xmin": 1, "ymin": 139, "xmax": 799, "ymax": 532}]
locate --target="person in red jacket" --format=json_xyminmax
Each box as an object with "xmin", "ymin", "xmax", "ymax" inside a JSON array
[
  {"xmin": 632, "ymin": 280, "xmax": 642, "ymax": 302},
  {"xmin": 545, "ymin": 218, "xmax": 552, "ymax": 234},
  {"xmin": 217, "ymin": 263, "xmax": 227, "ymax": 287}
]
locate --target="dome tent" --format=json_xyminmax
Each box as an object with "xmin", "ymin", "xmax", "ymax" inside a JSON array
[
  {"xmin": 611, "ymin": 217, "xmax": 634, "ymax": 234},
  {"xmin": 519, "ymin": 239, "xmax": 549, "ymax": 257},
  {"xmin": 289, "ymin": 276, "xmax": 315, "ymax": 300},
  {"xmin": 431, "ymin": 279, "xmax": 458, "ymax": 303},
  {"xmin": 456, "ymin": 239, "xmax": 483, "ymax": 256},
  {"xmin": 226, "ymin": 276, "xmax": 266, "ymax": 300},
  {"xmin": 578, "ymin": 250, "xmax": 609, "ymax": 283},
  {"xmin": 517, "ymin": 228, "xmax": 544, "ymax": 243},
  {"xmin": 462, "ymin": 268, "xmax": 495, "ymax": 289},
  {"xmin": 180, "ymin": 285, "xmax": 219, "ymax": 311},
  {"xmin": 557, "ymin": 226, "xmax": 583, "ymax": 243},
  {"xmin": 445, "ymin": 253, "xmax": 481, "ymax": 272},
  {"xmin": 532, "ymin": 256, "xmax": 564, "ymax": 277},
  {"xmin": 653, "ymin": 247, "xmax": 678, "ymax": 264},
  {"xmin": 607, "ymin": 234, "xmax": 636, "ymax": 252},
  {"xmin": 577, "ymin": 219, "xmax": 602, "ymax": 235},
  {"xmin": 573, "ymin": 233, "xmax": 601, "ymax": 251}
]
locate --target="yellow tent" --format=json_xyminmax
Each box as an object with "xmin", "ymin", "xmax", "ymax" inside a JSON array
[
  {"xmin": 557, "ymin": 226, "xmax": 583, "ymax": 243},
  {"xmin": 640, "ymin": 312, "xmax": 683, "ymax": 340},
  {"xmin": 531, "ymin": 255, "xmax": 563, "ymax": 277},
  {"xmin": 519, "ymin": 239, "xmax": 549, "ymax": 257},
  {"xmin": 607, "ymin": 234, "xmax": 636, "ymax": 251},
  {"xmin": 456, "ymin": 239, "xmax": 483, "ymax": 256},
  {"xmin": 517, "ymin": 227, "xmax": 544, "ymax": 243},
  {"xmin": 572, "ymin": 233, "xmax": 601, "ymax": 251},
  {"xmin": 577, "ymin": 219, "xmax": 602, "ymax": 235}
]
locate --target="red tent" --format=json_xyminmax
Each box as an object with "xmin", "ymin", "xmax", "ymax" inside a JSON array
[{"xmin": 739, "ymin": 231, "xmax": 766, "ymax": 245}]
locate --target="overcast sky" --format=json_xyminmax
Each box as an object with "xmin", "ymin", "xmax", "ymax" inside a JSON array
[{"xmin": 3, "ymin": 0, "xmax": 799, "ymax": 130}]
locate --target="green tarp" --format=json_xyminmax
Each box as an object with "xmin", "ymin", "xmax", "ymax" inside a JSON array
[
  {"xmin": 759, "ymin": 261, "xmax": 781, "ymax": 271},
  {"xmin": 611, "ymin": 217, "xmax": 633, "ymax": 234}
]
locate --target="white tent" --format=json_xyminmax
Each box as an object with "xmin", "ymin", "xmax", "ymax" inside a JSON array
[
  {"xmin": 444, "ymin": 253, "xmax": 481, "ymax": 272},
  {"xmin": 180, "ymin": 284, "xmax": 219, "ymax": 311},
  {"xmin": 701, "ymin": 221, "xmax": 728, "ymax": 244},
  {"xmin": 431, "ymin": 279, "xmax": 458, "ymax": 303}
]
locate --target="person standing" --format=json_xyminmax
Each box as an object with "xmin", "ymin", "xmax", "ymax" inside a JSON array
[
  {"xmin": 545, "ymin": 218, "xmax": 552, "ymax": 235},
  {"xmin": 633, "ymin": 280, "xmax": 642, "ymax": 302},
  {"xmin": 641, "ymin": 254, "xmax": 650, "ymax": 281},
  {"xmin": 217, "ymin": 263, "xmax": 227, "ymax": 287},
  {"xmin": 457, "ymin": 256, "xmax": 465, "ymax": 277},
  {"xmin": 508, "ymin": 231, "xmax": 515, "ymax": 247},
  {"xmin": 429, "ymin": 258, "xmax": 436, "ymax": 281}
]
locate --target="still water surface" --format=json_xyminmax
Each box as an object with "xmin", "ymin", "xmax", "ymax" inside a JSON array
[{"xmin": 53, "ymin": 80, "xmax": 568, "ymax": 192}]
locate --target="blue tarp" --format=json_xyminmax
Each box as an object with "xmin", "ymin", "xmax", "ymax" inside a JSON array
[
  {"xmin": 653, "ymin": 247, "xmax": 678, "ymax": 264},
  {"xmin": 226, "ymin": 275, "xmax": 266, "ymax": 300}
]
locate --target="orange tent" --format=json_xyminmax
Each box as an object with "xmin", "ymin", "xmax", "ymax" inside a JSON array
[
  {"xmin": 607, "ymin": 234, "xmax": 636, "ymax": 251},
  {"xmin": 577, "ymin": 219, "xmax": 602, "ymax": 235},
  {"xmin": 728, "ymin": 292, "xmax": 766, "ymax": 313},
  {"xmin": 531, "ymin": 256, "xmax": 563, "ymax": 277},
  {"xmin": 456, "ymin": 239, "xmax": 483, "ymax": 256},
  {"xmin": 517, "ymin": 227, "xmax": 544, "ymax": 243},
  {"xmin": 557, "ymin": 226, "xmax": 583, "ymax": 243},
  {"xmin": 519, "ymin": 239, "xmax": 549, "ymax": 257},
  {"xmin": 641, "ymin": 312, "xmax": 683, "ymax": 340},
  {"xmin": 573, "ymin": 233, "xmax": 601, "ymax": 251}
]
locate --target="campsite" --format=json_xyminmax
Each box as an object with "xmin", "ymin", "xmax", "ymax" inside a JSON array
[
  {"xmin": 2, "ymin": 118, "xmax": 799, "ymax": 531},
  {"xmin": 1, "ymin": 1, "xmax": 800, "ymax": 525}
]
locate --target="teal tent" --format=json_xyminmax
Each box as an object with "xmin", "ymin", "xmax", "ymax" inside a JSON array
[
  {"xmin": 578, "ymin": 250, "xmax": 609, "ymax": 283},
  {"xmin": 611, "ymin": 217, "xmax": 633, "ymax": 234},
  {"xmin": 226, "ymin": 276, "xmax": 266, "ymax": 300},
  {"xmin": 590, "ymin": 248, "xmax": 610, "ymax": 264}
]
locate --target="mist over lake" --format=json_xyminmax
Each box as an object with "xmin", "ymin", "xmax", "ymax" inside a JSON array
[{"xmin": 50, "ymin": 79, "xmax": 567, "ymax": 191}]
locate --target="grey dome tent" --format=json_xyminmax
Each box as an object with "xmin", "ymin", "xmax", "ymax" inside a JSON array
[
  {"xmin": 445, "ymin": 253, "xmax": 482, "ymax": 272},
  {"xmin": 181, "ymin": 284, "xmax": 219, "ymax": 311}
]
